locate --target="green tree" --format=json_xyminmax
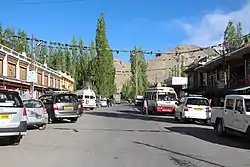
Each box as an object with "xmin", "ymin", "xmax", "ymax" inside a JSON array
[
  {"xmin": 95, "ymin": 13, "xmax": 116, "ymax": 97},
  {"xmin": 64, "ymin": 47, "xmax": 71, "ymax": 73},
  {"xmin": 224, "ymin": 20, "xmax": 243, "ymax": 51},
  {"xmin": 71, "ymin": 36, "xmax": 79, "ymax": 88},
  {"xmin": 39, "ymin": 46, "xmax": 48, "ymax": 65},
  {"xmin": 48, "ymin": 43, "xmax": 54, "ymax": 68},
  {"xmin": 180, "ymin": 55, "xmax": 187, "ymax": 77},
  {"xmin": 121, "ymin": 79, "xmax": 132, "ymax": 100},
  {"xmin": 0, "ymin": 24, "xmax": 3, "ymax": 44},
  {"xmin": 15, "ymin": 29, "xmax": 30, "ymax": 53},
  {"xmin": 130, "ymin": 47, "xmax": 148, "ymax": 97},
  {"xmin": 88, "ymin": 41, "xmax": 97, "ymax": 91},
  {"xmin": 3, "ymin": 28, "xmax": 15, "ymax": 48}
]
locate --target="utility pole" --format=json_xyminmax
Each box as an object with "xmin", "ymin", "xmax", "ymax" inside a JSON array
[
  {"xmin": 30, "ymin": 34, "xmax": 35, "ymax": 99},
  {"xmin": 135, "ymin": 50, "xmax": 138, "ymax": 97}
]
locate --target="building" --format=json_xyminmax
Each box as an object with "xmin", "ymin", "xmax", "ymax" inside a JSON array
[
  {"xmin": 164, "ymin": 77, "xmax": 188, "ymax": 97},
  {"xmin": 185, "ymin": 43, "xmax": 250, "ymax": 104},
  {"xmin": 0, "ymin": 44, "xmax": 75, "ymax": 98}
]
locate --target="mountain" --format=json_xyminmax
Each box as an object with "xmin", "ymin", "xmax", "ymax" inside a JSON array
[
  {"xmin": 147, "ymin": 45, "xmax": 219, "ymax": 83},
  {"xmin": 114, "ymin": 45, "xmax": 219, "ymax": 92},
  {"xmin": 114, "ymin": 58, "xmax": 131, "ymax": 92}
]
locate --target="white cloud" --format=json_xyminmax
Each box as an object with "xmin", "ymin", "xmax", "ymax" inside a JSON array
[{"xmin": 178, "ymin": 1, "xmax": 250, "ymax": 46}]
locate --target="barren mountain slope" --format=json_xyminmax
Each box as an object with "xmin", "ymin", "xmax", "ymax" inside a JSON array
[
  {"xmin": 114, "ymin": 58, "xmax": 131, "ymax": 92},
  {"xmin": 147, "ymin": 45, "xmax": 218, "ymax": 83}
]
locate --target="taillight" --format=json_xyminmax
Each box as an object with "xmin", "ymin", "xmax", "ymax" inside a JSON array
[
  {"xmin": 43, "ymin": 107, "xmax": 47, "ymax": 114},
  {"xmin": 184, "ymin": 105, "xmax": 188, "ymax": 111},
  {"xmin": 53, "ymin": 102, "xmax": 59, "ymax": 110},
  {"xmin": 23, "ymin": 107, "xmax": 27, "ymax": 116},
  {"xmin": 77, "ymin": 104, "xmax": 81, "ymax": 110}
]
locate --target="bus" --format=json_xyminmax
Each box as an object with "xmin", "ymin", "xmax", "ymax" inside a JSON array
[{"xmin": 145, "ymin": 86, "xmax": 178, "ymax": 114}]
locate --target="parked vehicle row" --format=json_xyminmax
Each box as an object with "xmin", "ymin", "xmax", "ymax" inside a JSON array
[{"xmin": 0, "ymin": 89, "xmax": 83, "ymax": 146}]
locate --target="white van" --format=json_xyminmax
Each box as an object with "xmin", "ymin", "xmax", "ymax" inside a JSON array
[{"xmin": 75, "ymin": 89, "xmax": 96, "ymax": 110}]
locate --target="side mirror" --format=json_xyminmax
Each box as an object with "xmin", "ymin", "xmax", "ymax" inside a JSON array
[{"xmin": 175, "ymin": 101, "xmax": 179, "ymax": 105}]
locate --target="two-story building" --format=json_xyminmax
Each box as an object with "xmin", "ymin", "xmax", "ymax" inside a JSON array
[
  {"xmin": 185, "ymin": 43, "xmax": 250, "ymax": 104},
  {"xmin": 0, "ymin": 44, "xmax": 75, "ymax": 98}
]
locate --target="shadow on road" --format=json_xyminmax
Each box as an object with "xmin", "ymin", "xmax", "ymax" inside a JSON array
[
  {"xmin": 85, "ymin": 110, "xmax": 180, "ymax": 124},
  {"xmin": 165, "ymin": 126, "xmax": 250, "ymax": 149},
  {"xmin": 133, "ymin": 141, "xmax": 226, "ymax": 167}
]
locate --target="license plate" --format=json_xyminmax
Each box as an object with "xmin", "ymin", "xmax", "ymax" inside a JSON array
[
  {"xmin": 0, "ymin": 114, "xmax": 10, "ymax": 119},
  {"xmin": 64, "ymin": 106, "xmax": 73, "ymax": 110},
  {"xmin": 194, "ymin": 108, "xmax": 202, "ymax": 111}
]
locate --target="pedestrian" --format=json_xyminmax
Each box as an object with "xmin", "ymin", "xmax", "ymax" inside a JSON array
[
  {"xmin": 143, "ymin": 97, "xmax": 148, "ymax": 116},
  {"xmin": 107, "ymin": 98, "xmax": 110, "ymax": 107}
]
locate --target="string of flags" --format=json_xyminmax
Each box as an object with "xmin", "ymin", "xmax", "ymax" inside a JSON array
[{"xmin": 12, "ymin": 35, "xmax": 224, "ymax": 55}]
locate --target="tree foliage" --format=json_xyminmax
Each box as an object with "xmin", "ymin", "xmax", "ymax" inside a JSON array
[
  {"xmin": 224, "ymin": 20, "xmax": 243, "ymax": 51},
  {"xmin": 127, "ymin": 46, "xmax": 148, "ymax": 98},
  {"xmin": 95, "ymin": 13, "xmax": 116, "ymax": 97}
]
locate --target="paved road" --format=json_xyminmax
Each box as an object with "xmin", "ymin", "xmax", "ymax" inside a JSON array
[{"xmin": 1, "ymin": 104, "xmax": 250, "ymax": 167}]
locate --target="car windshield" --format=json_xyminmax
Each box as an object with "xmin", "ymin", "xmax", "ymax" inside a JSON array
[
  {"xmin": 23, "ymin": 100, "xmax": 43, "ymax": 108},
  {"xmin": 186, "ymin": 98, "xmax": 209, "ymax": 106},
  {"xmin": 56, "ymin": 94, "xmax": 78, "ymax": 103}
]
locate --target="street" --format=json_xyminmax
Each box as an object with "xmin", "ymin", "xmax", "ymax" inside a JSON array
[{"xmin": 1, "ymin": 104, "xmax": 250, "ymax": 167}]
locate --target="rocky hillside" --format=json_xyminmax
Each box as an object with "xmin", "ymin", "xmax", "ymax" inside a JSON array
[
  {"xmin": 114, "ymin": 45, "xmax": 218, "ymax": 91},
  {"xmin": 114, "ymin": 58, "xmax": 130, "ymax": 92},
  {"xmin": 147, "ymin": 45, "xmax": 218, "ymax": 83}
]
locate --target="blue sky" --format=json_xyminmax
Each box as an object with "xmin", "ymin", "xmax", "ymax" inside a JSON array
[{"xmin": 0, "ymin": 0, "xmax": 248, "ymax": 62}]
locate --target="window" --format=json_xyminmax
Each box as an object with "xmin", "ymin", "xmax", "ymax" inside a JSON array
[
  {"xmin": 50, "ymin": 77, "xmax": 54, "ymax": 87},
  {"xmin": 39, "ymin": 95, "xmax": 53, "ymax": 103},
  {"xmin": 225, "ymin": 99, "xmax": 234, "ymax": 110},
  {"xmin": 186, "ymin": 98, "xmax": 209, "ymax": 106},
  {"xmin": 0, "ymin": 91, "xmax": 23, "ymax": 107},
  {"xmin": 23, "ymin": 100, "xmax": 43, "ymax": 108},
  {"xmin": 84, "ymin": 95, "xmax": 90, "ymax": 99},
  {"xmin": 77, "ymin": 95, "xmax": 83, "ymax": 99},
  {"xmin": 0, "ymin": 60, "xmax": 3, "ymax": 75},
  {"xmin": 7, "ymin": 62, "xmax": 16, "ymax": 78},
  {"xmin": 235, "ymin": 99, "xmax": 243, "ymax": 111},
  {"xmin": 245, "ymin": 99, "xmax": 250, "ymax": 112},
  {"xmin": 20, "ymin": 66, "xmax": 26, "ymax": 80},
  {"xmin": 158, "ymin": 93, "xmax": 177, "ymax": 101},
  {"xmin": 44, "ymin": 75, "xmax": 48, "ymax": 86},
  {"xmin": 55, "ymin": 94, "xmax": 78, "ymax": 103},
  {"xmin": 37, "ymin": 73, "xmax": 42, "ymax": 85}
]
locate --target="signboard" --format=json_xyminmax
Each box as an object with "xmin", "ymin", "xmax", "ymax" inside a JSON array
[{"xmin": 27, "ymin": 71, "xmax": 37, "ymax": 83}]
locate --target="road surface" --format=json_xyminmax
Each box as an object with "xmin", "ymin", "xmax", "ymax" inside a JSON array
[{"xmin": 0, "ymin": 104, "xmax": 250, "ymax": 167}]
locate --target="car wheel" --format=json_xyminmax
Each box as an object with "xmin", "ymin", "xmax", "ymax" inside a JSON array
[
  {"xmin": 70, "ymin": 118, "xmax": 78, "ymax": 123},
  {"xmin": 39, "ymin": 124, "xmax": 47, "ymax": 130},
  {"xmin": 216, "ymin": 119, "xmax": 225, "ymax": 136},
  {"xmin": 9, "ymin": 136, "xmax": 22, "ymax": 146},
  {"xmin": 90, "ymin": 108, "xmax": 94, "ymax": 110}
]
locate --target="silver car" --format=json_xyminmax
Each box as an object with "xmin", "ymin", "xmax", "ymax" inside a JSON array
[
  {"xmin": 23, "ymin": 99, "xmax": 48, "ymax": 130},
  {"xmin": 0, "ymin": 90, "xmax": 27, "ymax": 145},
  {"xmin": 39, "ymin": 93, "xmax": 82, "ymax": 123}
]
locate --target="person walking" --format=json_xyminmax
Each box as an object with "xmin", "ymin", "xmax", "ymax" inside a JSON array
[{"xmin": 143, "ymin": 97, "xmax": 148, "ymax": 116}]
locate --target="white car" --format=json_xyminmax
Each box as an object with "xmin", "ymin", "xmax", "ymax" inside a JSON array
[
  {"xmin": 101, "ymin": 98, "xmax": 108, "ymax": 107},
  {"xmin": 0, "ymin": 90, "xmax": 27, "ymax": 145},
  {"xmin": 23, "ymin": 99, "xmax": 48, "ymax": 130},
  {"xmin": 175, "ymin": 96, "xmax": 211, "ymax": 123}
]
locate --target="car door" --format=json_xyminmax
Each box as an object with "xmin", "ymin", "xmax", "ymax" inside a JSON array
[
  {"xmin": 233, "ymin": 99, "xmax": 245, "ymax": 132},
  {"xmin": 224, "ymin": 98, "xmax": 235, "ymax": 128}
]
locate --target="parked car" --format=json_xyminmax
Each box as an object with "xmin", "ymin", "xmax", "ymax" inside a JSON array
[
  {"xmin": 100, "ymin": 98, "xmax": 108, "ymax": 107},
  {"xmin": 39, "ymin": 92, "xmax": 82, "ymax": 123},
  {"xmin": 23, "ymin": 99, "xmax": 48, "ymax": 130},
  {"xmin": 0, "ymin": 89, "xmax": 27, "ymax": 145}
]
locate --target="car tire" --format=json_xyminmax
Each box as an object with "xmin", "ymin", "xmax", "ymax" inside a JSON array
[
  {"xmin": 39, "ymin": 124, "xmax": 47, "ymax": 130},
  {"xmin": 9, "ymin": 136, "xmax": 22, "ymax": 146},
  {"xmin": 216, "ymin": 119, "xmax": 225, "ymax": 136},
  {"xmin": 90, "ymin": 108, "xmax": 94, "ymax": 110},
  {"xmin": 70, "ymin": 118, "xmax": 78, "ymax": 123}
]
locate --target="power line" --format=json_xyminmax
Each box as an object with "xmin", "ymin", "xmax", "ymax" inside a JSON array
[
  {"xmin": 13, "ymin": 0, "xmax": 85, "ymax": 5},
  {"xmin": 12, "ymin": 35, "xmax": 223, "ymax": 55}
]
